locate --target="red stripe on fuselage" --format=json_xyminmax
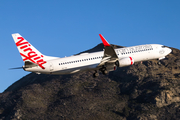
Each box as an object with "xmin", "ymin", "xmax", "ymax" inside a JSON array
[{"xmin": 129, "ymin": 57, "xmax": 133, "ymax": 65}]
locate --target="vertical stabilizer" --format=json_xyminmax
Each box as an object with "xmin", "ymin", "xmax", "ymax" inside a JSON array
[{"xmin": 12, "ymin": 33, "xmax": 57, "ymax": 69}]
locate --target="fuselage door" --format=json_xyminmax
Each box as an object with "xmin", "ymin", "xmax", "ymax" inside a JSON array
[{"xmin": 49, "ymin": 62, "xmax": 54, "ymax": 72}]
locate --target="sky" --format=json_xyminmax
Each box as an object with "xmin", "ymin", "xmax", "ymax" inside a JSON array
[{"xmin": 0, "ymin": 0, "xmax": 180, "ymax": 93}]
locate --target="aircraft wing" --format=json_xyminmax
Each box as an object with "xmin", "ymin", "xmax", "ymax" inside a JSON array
[{"xmin": 98, "ymin": 34, "xmax": 119, "ymax": 67}]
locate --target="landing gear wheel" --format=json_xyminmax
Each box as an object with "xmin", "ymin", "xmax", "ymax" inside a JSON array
[
  {"xmin": 102, "ymin": 70, "xmax": 108, "ymax": 75},
  {"xmin": 158, "ymin": 61, "xmax": 161, "ymax": 65},
  {"xmin": 93, "ymin": 72, "xmax": 99, "ymax": 78}
]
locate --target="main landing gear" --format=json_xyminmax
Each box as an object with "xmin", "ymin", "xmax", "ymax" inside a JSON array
[
  {"xmin": 93, "ymin": 71, "xmax": 99, "ymax": 78},
  {"xmin": 93, "ymin": 62, "xmax": 119, "ymax": 77},
  {"xmin": 101, "ymin": 67, "xmax": 108, "ymax": 75},
  {"xmin": 93, "ymin": 67, "xmax": 108, "ymax": 78}
]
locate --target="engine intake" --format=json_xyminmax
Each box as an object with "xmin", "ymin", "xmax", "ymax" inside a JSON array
[{"xmin": 116, "ymin": 57, "xmax": 134, "ymax": 67}]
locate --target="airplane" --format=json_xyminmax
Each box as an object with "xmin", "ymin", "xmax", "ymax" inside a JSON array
[{"xmin": 11, "ymin": 33, "xmax": 172, "ymax": 77}]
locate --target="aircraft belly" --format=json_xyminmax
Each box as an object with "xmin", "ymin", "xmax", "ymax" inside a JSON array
[{"xmin": 51, "ymin": 63, "xmax": 99, "ymax": 75}]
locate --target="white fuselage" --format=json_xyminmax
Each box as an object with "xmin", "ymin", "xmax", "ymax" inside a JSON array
[{"xmin": 25, "ymin": 44, "xmax": 172, "ymax": 74}]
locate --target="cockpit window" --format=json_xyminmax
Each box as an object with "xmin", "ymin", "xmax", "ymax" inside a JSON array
[{"xmin": 161, "ymin": 45, "xmax": 167, "ymax": 48}]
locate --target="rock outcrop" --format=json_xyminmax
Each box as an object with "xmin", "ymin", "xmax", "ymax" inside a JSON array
[{"xmin": 0, "ymin": 44, "xmax": 180, "ymax": 120}]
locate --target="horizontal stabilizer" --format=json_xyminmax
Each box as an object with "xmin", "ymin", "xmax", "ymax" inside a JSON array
[
  {"xmin": 9, "ymin": 67, "xmax": 23, "ymax": 70},
  {"xmin": 24, "ymin": 61, "xmax": 38, "ymax": 68}
]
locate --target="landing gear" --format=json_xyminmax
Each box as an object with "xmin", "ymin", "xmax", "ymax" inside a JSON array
[
  {"xmin": 101, "ymin": 66, "xmax": 108, "ymax": 75},
  {"xmin": 158, "ymin": 57, "xmax": 165, "ymax": 65},
  {"xmin": 93, "ymin": 71, "xmax": 99, "ymax": 78},
  {"xmin": 102, "ymin": 69, "xmax": 108, "ymax": 75},
  {"xmin": 158, "ymin": 61, "xmax": 161, "ymax": 65},
  {"xmin": 93, "ymin": 67, "xmax": 109, "ymax": 77}
]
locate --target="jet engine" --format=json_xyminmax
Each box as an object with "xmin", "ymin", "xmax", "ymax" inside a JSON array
[{"xmin": 115, "ymin": 57, "xmax": 134, "ymax": 67}]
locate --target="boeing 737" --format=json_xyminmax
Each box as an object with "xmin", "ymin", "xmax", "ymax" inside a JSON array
[{"xmin": 12, "ymin": 33, "xmax": 172, "ymax": 77}]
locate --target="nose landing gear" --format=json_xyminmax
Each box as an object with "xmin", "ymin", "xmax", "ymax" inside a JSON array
[{"xmin": 157, "ymin": 61, "xmax": 161, "ymax": 65}]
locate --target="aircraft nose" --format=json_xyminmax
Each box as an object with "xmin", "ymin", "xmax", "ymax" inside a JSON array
[{"xmin": 166, "ymin": 47, "xmax": 172, "ymax": 54}]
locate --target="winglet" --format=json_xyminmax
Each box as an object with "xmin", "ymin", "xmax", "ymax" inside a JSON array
[{"xmin": 99, "ymin": 34, "xmax": 111, "ymax": 47}]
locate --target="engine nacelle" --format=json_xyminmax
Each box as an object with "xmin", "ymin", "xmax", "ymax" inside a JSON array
[
  {"xmin": 106, "ymin": 65, "xmax": 117, "ymax": 72},
  {"xmin": 116, "ymin": 57, "xmax": 134, "ymax": 67}
]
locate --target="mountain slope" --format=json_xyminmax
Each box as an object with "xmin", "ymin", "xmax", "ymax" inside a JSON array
[{"xmin": 0, "ymin": 44, "xmax": 180, "ymax": 120}]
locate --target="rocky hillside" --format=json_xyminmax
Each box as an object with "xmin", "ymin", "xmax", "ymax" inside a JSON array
[{"xmin": 0, "ymin": 44, "xmax": 180, "ymax": 120}]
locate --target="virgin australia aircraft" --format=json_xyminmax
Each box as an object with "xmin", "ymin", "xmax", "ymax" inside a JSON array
[{"xmin": 12, "ymin": 33, "xmax": 172, "ymax": 77}]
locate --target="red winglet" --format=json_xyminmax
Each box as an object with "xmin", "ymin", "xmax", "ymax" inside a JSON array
[{"xmin": 99, "ymin": 34, "xmax": 111, "ymax": 47}]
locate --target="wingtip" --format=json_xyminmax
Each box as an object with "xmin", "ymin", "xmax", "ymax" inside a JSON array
[{"xmin": 99, "ymin": 34, "xmax": 111, "ymax": 47}]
